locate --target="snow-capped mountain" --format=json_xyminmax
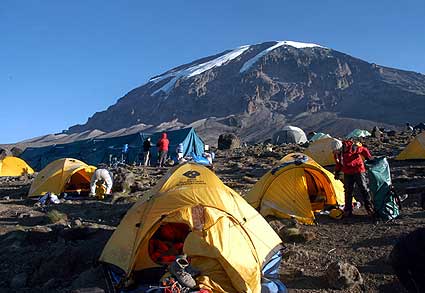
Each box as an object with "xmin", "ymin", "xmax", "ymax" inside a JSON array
[{"xmin": 68, "ymin": 40, "xmax": 425, "ymax": 142}]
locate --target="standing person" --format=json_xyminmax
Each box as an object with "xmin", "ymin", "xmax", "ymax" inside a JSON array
[
  {"xmin": 121, "ymin": 144, "xmax": 129, "ymax": 164},
  {"xmin": 176, "ymin": 143, "xmax": 184, "ymax": 161},
  {"xmin": 333, "ymin": 140, "xmax": 375, "ymax": 217},
  {"xmin": 157, "ymin": 132, "xmax": 169, "ymax": 167},
  {"xmin": 142, "ymin": 137, "xmax": 152, "ymax": 166}
]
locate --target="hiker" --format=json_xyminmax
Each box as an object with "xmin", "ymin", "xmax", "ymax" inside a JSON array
[
  {"xmin": 122, "ymin": 143, "xmax": 129, "ymax": 163},
  {"xmin": 406, "ymin": 122, "xmax": 414, "ymax": 132},
  {"xmin": 142, "ymin": 137, "xmax": 152, "ymax": 166},
  {"xmin": 333, "ymin": 140, "xmax": 375, "ymax": 217},
  {"xmin": 176, "ymin": 143, "xmax": 184, "ymax": 161},
  {"xmin": 89, "ymin": 168, "xmax": 113, "ymax": 199},
  {"xmin": 157, "ymin": 132, "xmax": 169, "ymax": 167}
]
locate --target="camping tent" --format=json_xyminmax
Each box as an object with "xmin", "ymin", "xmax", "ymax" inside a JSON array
[
  {"xmin": 28, "ymin": 158, "xmax": 96, "ymax": 197},
  {"xmin": 396, "ymin": 132, "xmax": 425, "ymax": 160},
  {"xmin": 304, "ymin": 137, "xmax": 341, "ymax": 166},
  {"xmin": 346, "ymin": 129, "xmax": 371, "ymax": 139},
  {"xmin": 245, "ymin": 153, "xmax": 345, "ymax": 224},
  {"xmin": 272, "ymin": 126, "xmax": 307, "ymax": 144},
  {"xmin": 20, "ymin": 127, "xmax": 204, "ymax": 170},
  {"xmin": 0, "ymin": 157, "xmax": 34, "ymax": 177},
  {"xmin": 100, "ymin": 163, "xmax": 282, "ymax": 292},
  {"xmin": 309, "ymin": 132, "xmax": 331, "ymax": 142}
]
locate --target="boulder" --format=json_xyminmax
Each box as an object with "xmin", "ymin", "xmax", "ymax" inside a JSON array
[
  {"xmin": 71, "ymin": 266, "xmax": 104, "ymax": 290},
  {"xmin": 281, "ymin": 228, "xmax": 312, "ymax": 243},
  {"xmin": 387, "ymin": 130, "xmax": 397, "ymax": 137},
  {"xmin": 113, "ymin": 168, "xmax": 135, "ymax": 193},
  {"xmin": 218, "ymin": 133, "xmax": 241, "ymax": 150},
  {"xmin": 47, "ymin": 210, "xmax": 68, "ymax": 224},
  {"xmin": 325, "ymin": 261, "xmax": 363, "ymax": 289},
  {"xmin": 10, "ymin": 146, "xmax": 24, "ymax": 157},
  {"xmin": 0, "ymin": 148, "xmax": 12, "ymax": 160},
  {"xmin": 390, "ymin": 228, "xmax": 425, "ymax": 292},
  {"xmin": 371, "ymin": 126, "xmax": 382, "ymax": 138}
]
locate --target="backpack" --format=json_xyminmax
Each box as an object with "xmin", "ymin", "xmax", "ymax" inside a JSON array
[{"xmin": 365, "ymin": 157, "xmax": 401, "ymax": 220}]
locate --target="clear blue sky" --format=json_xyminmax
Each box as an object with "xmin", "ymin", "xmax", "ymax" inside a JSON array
[{"xmin": 1, "ymin": 0, "xmax": 424, "ymax": 143}]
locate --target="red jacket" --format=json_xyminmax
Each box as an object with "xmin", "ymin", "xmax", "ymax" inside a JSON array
[
  {"xmin": 157, "ymin": 133, "xmax": 169, "ymax": 151},
  {"xmin": 334, "ymin": 140, "xmax": 372, "ymax": 174}
]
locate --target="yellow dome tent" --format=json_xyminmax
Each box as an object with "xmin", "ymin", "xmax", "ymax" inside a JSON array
[
  {"xmin": 28, "ymin": 158, "xmax": 96, "ymax": 197},
  {"xmin": 396, "ymin": 132, "xmax": 425, "ymax": 160},
  {"xmin": 304, "ymin": 137, "xmax": 341, "ymax": 166},
  {"xmin": 245, "ymin": 153, "xmax": 345, "ymax": 225},
  {"xmin": 0, "ymin": 157, "xmax": 34, "ymax": 177},
  {"xmin": 100, "ymin": 163, "xmax": 282, "ymax": 292}
]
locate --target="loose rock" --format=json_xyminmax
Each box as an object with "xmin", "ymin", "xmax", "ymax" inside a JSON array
[
  {"xmin": 325, "ymin": 261, "xmax": 363, "ymax": 289},
  {"xmin": 218, "ymin": 133, "xmax": 241, "ymax": 150}
]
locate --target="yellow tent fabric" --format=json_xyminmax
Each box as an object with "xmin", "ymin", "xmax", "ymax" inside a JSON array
[
  {"xmin": 28, "ymin": 158, "xmax": 96, "ymax": 197},
  {"xmin": 0, "ymin": 157, "xmax": 34, "ymax": 177},
  {"xmin": 396, "ymin": 132, "xmax": 425, "ymax": 160},
  {"xmin": 304, "ymin": 137, "xmax": 341, "ymax": 166},
  {"xmin": 100, "ymin": 162, "xmax": 282, "ymax": 293},
  {"xmin": 245, "ymin": 153, "xmax": 345, "ymax": 225}
]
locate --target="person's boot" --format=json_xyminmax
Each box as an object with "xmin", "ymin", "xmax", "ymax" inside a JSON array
[{"xmin": 169, "ymin": 255, "xmax": 197, "ymax": 289}]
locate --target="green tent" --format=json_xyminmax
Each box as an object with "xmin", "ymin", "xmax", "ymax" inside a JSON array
[
  {"xmin": 309, "ymin": 132, "xmax": 331, "ymax": 142},
  {"xmin": 366, "ymin": 157, "xmax": 400, "ymax": 220},
  {"xmin": 346, "ymin": 129, "xmax": 371, "ymax": 139}
]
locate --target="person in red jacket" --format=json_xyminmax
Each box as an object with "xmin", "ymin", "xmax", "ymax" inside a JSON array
[
  {"xmin": 157, "ymin": 132, "xmax": 170, "ymax": 167},
  {"xmin": 333, "ymin": 140, "xmax": 375, "ymax": 217}
]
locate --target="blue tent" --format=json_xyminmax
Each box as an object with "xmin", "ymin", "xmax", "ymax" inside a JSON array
[
  {"xmin": 143, "ymin": 128, "xmax": 205, "ymax": 163},
  {"xmin": 21, "ymin": 128, "xmax": 204, "ymax": 171}
]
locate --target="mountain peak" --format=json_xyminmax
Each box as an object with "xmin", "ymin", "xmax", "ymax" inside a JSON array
[{"xmin": 68, "ymin": 40, "xmax": 425, "ymax": 142}]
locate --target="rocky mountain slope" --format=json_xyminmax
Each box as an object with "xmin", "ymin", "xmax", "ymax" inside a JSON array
[{"xmin": 68, "ymin": 40, "xmax": 425, "ymax": 142}]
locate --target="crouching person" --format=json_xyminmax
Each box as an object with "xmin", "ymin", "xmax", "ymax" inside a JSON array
[{"xmin": 89, "ymin": 168, "xmax": 113, "ymax": 199}]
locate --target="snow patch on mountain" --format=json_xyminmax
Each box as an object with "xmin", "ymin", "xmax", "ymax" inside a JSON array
[
  {"xmin": 240, "ymin": 40, "xmax": 324, "ymax": 73},
  {"xmin": 150, "ymin": 45, "xmax": 250, "ymax": 96}
]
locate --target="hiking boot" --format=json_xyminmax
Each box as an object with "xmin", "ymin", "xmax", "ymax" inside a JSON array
[{"xmin": 169, "ymin": 255, "xmax": 197, "ymax": 289}]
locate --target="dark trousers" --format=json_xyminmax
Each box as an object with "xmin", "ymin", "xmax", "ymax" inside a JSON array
[
  {"xmin": 343, "ymin": 172, "xmax": 373, "ymax": 212},
  {"xmin": 158, "ymin": 151, "xmax": 168, "ymax": 167}
]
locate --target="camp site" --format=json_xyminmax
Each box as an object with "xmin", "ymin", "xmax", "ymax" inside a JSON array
[
  {"xmin": 2, "ymin": 2, "xmax": 425, "ymax": 292},
  {"xmin": 1, "ymin": 126, "xmax": 425, "ymax": 292}
]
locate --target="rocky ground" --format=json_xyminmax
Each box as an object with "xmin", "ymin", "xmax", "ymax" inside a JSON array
[{"xmin": 0, "ymin": 133, "xmax": 424, "ymax": 292}]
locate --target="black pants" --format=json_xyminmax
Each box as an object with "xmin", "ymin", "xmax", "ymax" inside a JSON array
[{"xmin": 343, "ymin": 172, "xmax": 373, "ymax": 212}]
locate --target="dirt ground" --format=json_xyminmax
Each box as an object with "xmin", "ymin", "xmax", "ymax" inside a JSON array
[{"xmin": 0, "ymin": 134, "xmax": 424, "ymax": 292}]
